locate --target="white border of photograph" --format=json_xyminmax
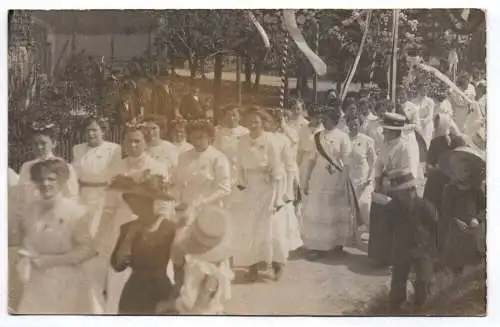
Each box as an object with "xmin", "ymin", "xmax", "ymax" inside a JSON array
[{"xmin": 1, "ymin": 1, "xmax": 498, "ymax": 326}]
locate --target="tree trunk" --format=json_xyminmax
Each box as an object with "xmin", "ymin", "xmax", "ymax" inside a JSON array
[
  {"xmin": 213, "ymin": 53, "xmax": 223, "ymax": 125},
  {"xmin": 169, "ymin": 50, "xmax": 176, "ymax": 75},
  {"xmin": 200, "ymin": 58, "xmax": 207, "ymax": 79},
  {"xmin": 188, "ymin": 56, "xmax": 198, "ymax": 79},
  {"xmin": 253, "ymin": 54, "xmax": 264, "ymax": 91},
  {"xmin": 244, "ymin": 56, "xmax": 252, "ymax": 90}
]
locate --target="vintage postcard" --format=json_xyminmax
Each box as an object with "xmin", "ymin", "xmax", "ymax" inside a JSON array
[{"xmin": 6, "ymin": 6, "xmax": 487, "ymax": 318}]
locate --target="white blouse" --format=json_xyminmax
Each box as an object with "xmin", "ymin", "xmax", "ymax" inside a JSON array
[
  {"xmin": 72, "ymin": 141, "xmax": 122, "ymax": 184},
  {"xmin": 171, "ymin": 146, "xmax": 231, "ymax": 210},
  {"xmin": 236, "ymin": 132, "xmax": 281, "ymax": 187}
]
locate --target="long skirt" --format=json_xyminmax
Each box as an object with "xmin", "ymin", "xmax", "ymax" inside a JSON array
[
  {"xmin": 442, "ymin": 221, "xmax": 482, "ymax": 270},
  {"xmin": 91, "ymin": 203, "xmax": 135, "ymax": 314},
  {"xmin": 119, "ymin": 272, "xmax": 174, "ymax": 315},
  {"xmin": 231, "ymin": 171, "xmax": 289, "ymax": 267},
  {"xmin": 302, "ymin": 164, "xmax": 355, "ymax": 251},
  {"xmin": 17, "ymin": 264, "xmax": 93, "ymax": 314},
  {"xmin": 79, "ymin": 186, "xmax": 109, "ymax": 314},
  {"xmin": 276, "ymin": 202, "xmax": 303, "ymax": 252},
  {"xmin": 8, "ymin": 247, "xmax": 22, "ymax": 313}
]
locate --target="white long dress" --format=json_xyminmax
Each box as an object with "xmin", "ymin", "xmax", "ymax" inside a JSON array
[
  {"xmin": 72, "ymin": 141, "xmax": 122, "ymax": 313},
  {"xmin": 99, "ymin": 154, "xmax": 171, "ymax": 314},
  {"xmin": 347, "ymin": 133, "xmax": 376, "ymax": 227},
  {"xmin": 401, "ymin": 101, "xmax": 421, "ymax": 179},
  {"xmin": 170, "ymin": 146, "xmax": 231, "ymax": 265},
  {"xmin": 17, "ymin": 196, "xmax": 94, "ymax": 314},
  {"xmin": 213, "ymin": 125, "xmax": 249, "ymax": 206},
  {"xmin": 231, "ymin": 132, "xmax": 288, "ymax": 267},
  {"xmin": 412, "ymin": 96, "xmax": 435, "ymax": 147},
  {"xmin": 271, "ymin": 133, "xmax": 303, "ymax": 252},
  {"xmin": 302, "ymin": 128, "xmax": 355, "ymax": 251}
]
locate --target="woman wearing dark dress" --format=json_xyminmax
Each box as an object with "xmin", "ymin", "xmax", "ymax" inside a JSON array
[
  {"xmin": 111, "ymin": 192, "xmax": 177, "ymax": 315},
  {"xmin": 423, "ymin": 114, "xmax": 466, "ymax": 254},
  {"xmin": 438, "ymin": 146, "xmax": 486, "ymax": 276},
  {"xmin": 423, "ymin": 114, "xmax": 466, "ymax": 209}
]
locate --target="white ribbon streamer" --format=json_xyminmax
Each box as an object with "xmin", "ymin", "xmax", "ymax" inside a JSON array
[
  {"xmin": 282, "ymin": 10, "xmax": 327, "ymax": 76},
  {"xmin": 418, "ymin": 62, "xmax": 475, "ymax": 104},
  {"xmin": 247, "ymin": 11, "xmax": 271, "ymax": 49}
]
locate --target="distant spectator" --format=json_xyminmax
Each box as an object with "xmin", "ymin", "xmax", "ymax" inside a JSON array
[{"xmin": 179, "ymin": 86, "xmax": 205, "ymax": 120}]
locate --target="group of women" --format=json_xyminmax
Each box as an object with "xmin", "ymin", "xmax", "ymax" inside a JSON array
[{"xmin": 7, "ymin": 71, "xmax": 487, "ymax": 314}]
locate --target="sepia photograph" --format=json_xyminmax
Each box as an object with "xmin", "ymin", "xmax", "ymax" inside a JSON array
[{"xmin": 6, "ymin": 6, "xmax": 487, "ymax": 317}]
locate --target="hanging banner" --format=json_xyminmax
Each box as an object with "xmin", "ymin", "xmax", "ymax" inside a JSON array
[
  {"xmin": 282, "ymin": 9, "xmax": 327, "ymax": 76},
  {"xmin": 247, "ymin": 11, "xmax": 271, "ymax": 49}
]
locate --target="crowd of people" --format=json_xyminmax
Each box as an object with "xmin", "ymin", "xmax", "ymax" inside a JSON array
[{"xmin": 7, "ymin": 68, "xmax": 486, "ymax": 315}]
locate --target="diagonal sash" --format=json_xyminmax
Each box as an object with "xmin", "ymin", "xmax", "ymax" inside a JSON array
[{"xmin": 313, "ymin": 132, "xmax": 363, "ymax": 227}]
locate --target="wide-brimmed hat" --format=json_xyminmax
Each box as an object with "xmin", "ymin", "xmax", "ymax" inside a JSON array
[
  {"xmin": 109, "ymin": 171, "xmax": 174, "ymax": 201},
  {"xmin": 438, "ymin": 146, "xmax": 486, "ymax": 179},
  {"xmin": 380, "ymin": 112, "xmax": 408, "ymax": 130},
  {"xmin": 180, "ymin": 206, "xmax": 232, "ymax": 263}
]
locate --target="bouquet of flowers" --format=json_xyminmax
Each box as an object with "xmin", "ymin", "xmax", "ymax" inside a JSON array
[{"xmin": 109, "ymin": 169, "xmax": 174, "ymax": 200}]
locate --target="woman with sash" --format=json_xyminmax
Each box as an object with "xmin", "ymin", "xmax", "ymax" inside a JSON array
[{"xmin": 302, "ymin": 106, "xmax": 356, "ymax": 260}]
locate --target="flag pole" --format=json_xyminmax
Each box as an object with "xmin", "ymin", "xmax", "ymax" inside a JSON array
[{"xmin": 391, "ymin": 9, "xmax": 400, "ymax": 108}]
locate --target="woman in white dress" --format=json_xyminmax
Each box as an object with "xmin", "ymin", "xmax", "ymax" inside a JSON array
[
  {"xmin": 71, "ymin": 117, "xmax": 122, "ymax": 313},
  {"xmin": 266, "ymin": 111, "xmax": 303, "ymax": 269},
  {"xmin": 213, "ymin": 105, "xmax": 249, "ymax": 200},
  {"xmin": 169, "ymin": 120, "xmax": 231, "ymax": 287},
  {"xmin": 345, "ymin": 113, "xmax": 376, "ymax": 227},
  {"xmin": 17, "ymin": 123, "xmax": 79, "ymax": 208},
  {"xmin": 98, "ymin": 125, "xmax": 172, "ymax": 314},
  {"xmin": 302, "ymin": 107, "xmax": 355, "ymax": 260},
  {"xmin": 412, "ymin": 83, "xmax": 435, "ymax": 147},
  {"xmin": 231, "ymin": 108, "xmax": 285, "ymax": 281},
  {"xmin": 397, "ymin": 88, "xmax": 421, "ymax": 179},
  {"xmin": 15, "ymin": 159, "xmax": 95, "ymax": 314},
  {"xmin": 170, "ymin": 118, "xmax": 194, "ymax": 154}
]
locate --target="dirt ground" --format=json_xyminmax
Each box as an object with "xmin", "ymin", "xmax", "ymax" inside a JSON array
[{"xmin": 224, "ymin": 247, "xmax": 391, "ymax": 315}]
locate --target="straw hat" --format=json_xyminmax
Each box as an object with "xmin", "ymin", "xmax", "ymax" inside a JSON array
[
  {"xmin": 438, "ymin": 146, "xmax": 486, "ymax": 179},
  {"xmin": 180, "ymin": 206, "xmax": 232, "ymax": 263},
  {"xmin": 380, "ymin": 112, "xmax": 409, "ymax": 130}
]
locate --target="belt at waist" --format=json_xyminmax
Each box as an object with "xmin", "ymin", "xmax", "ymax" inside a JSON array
[{"xmin": 79, "ymin": 180, "xmax": 109, "ymax": 188}]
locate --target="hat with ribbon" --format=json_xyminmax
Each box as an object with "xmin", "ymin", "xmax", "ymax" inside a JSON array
[
  {"xmin": 380, "ymin": 112, "xmax": 409, "ymax": 130},
  {"xmin": 438, "ymin": 146, "xmax": 486, "ymax": 180},
  {"xmin": 180, "ymin": 206, "xmax": 232, "ymax": 263}
]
